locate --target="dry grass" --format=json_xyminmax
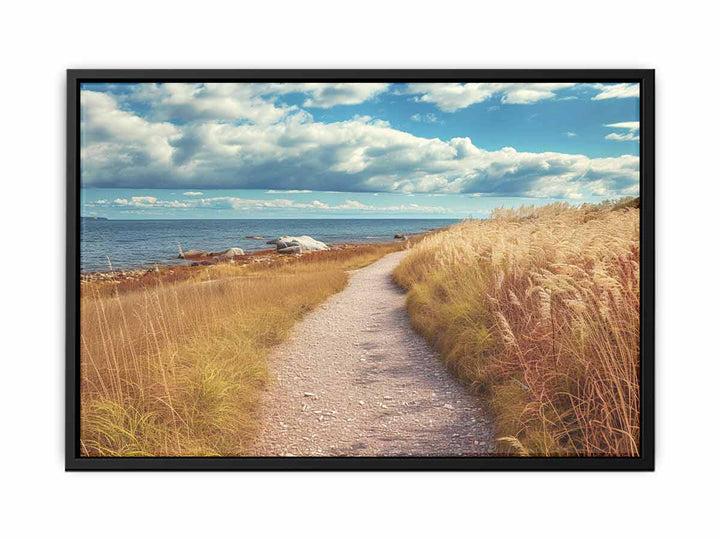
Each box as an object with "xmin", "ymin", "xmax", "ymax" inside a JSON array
[
  {"xmin": 393, "ymin": 199, "xmax": 640, "ymax": 456},
  {"xmin": 81, "ymin": 243, "xmax": 402, "ymax": 456}
]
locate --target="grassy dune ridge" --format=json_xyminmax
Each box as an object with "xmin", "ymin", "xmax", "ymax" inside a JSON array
[
  {"xmin": 393, "ymin": 200, "xmax": 640, "ymax": 456},
  {"xmin": 81, "ymin": 243, "xmax": 402, "ymax": 456}
]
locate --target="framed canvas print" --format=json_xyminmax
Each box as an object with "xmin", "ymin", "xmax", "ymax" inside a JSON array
[{"xmin": 66, "ymin": 69, "xmax": 654, "ymax": 471}]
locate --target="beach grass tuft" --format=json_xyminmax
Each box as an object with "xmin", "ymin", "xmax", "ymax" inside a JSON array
[
  {"xmin": 81, "ymin": 243, "xmax": 402, "ymax": 456},
  {"xmin": 393, "ymin": 199, "xmax": 640, "ymax": 456}
]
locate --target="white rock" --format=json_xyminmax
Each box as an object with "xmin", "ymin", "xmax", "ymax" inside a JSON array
[
  {"xmin": 207, "ymin": 247, "xmax": 245, "ymax": 260},
  {"xmin": 443, "ymin": 404, "xmax": 454, "ymax": 410},
  {"xmin": 303, "ymin": 392, "xmax": 316, "ymax": 397},
  {"xmin": 273, "ymin": 235, "xmax": 329, "ymax": 252},
  {"xmin": 224, "ymin": 247, "xmax": 245, "ymax": 257}
]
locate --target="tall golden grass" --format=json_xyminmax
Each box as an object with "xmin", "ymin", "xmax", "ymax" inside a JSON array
[
  {"xmin": 81, "ymin": 243, "xmax": 401, "ymax": 456},
  {"xmin": 393, "ymin": 200, "xmax": 640, "ymax": 456}
]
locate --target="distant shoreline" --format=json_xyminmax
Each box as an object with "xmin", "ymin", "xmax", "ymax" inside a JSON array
[
  {"xmin": 80, "ymin": 218, "xmax": 455, "ymax": 273},
  {"xmin": 80, "ymin": 238, "xmax": 419, "ymax": 282}
]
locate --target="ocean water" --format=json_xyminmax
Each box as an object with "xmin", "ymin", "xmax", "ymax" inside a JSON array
[{"xmin": 80, "ymin": 218, "xmax": 458, "ymax": 272}]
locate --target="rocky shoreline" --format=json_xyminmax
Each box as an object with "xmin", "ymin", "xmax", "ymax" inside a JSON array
[{"xmin": 80, "ymin": 241, "xmax": 398, "ymax": 284}]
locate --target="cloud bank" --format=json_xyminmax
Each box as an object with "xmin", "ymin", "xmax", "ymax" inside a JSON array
[
  {"xmin": 81, "ymin": 83, "xmax": 639, "ymax": 200},
  {"xmin": 85, "ymin": 195, "xmax": 451, "ymax": 214}
]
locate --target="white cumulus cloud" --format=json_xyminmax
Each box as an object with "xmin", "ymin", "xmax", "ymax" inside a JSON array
[
  {"xmin": 592, "ymin": 83, "xmax": 640, "ymax": 100},
  {"xmin": 265, "ymin": 83, "xmax": 390, "ymax": 108},
  {"xmin": 404, "ymin": 83, "xmax": 577, "ymax": 112},
  {"xmin": 604, "ymin": 121, "xmax": 640, "ymax": 142}
]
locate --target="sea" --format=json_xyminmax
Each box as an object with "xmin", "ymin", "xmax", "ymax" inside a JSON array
[{"xmin": 80, "ymin": 218, "xmax": 458, "ymax": 272}]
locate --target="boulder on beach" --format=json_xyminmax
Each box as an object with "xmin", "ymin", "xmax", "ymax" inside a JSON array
[
  {"xmin": 268, "ymin": 235, "xmax": 329, "ymax": 253},
  {"xmin": 182, "ymin": 247, "xmax": 244, "ymax": 263},
  {"xmin": 222, "ymin": 247, "xmax": 245, "ymax": 257},
  {"xmin": 204, "ymin": 247, "xmax": 245, "ymax": 262},
  {"xmin": 179, "ymin": 249, "xmax": 207, "ymax": 259},
  {"xmin": 394, "ymin": 233, "xmax": 406, "ymax": 240},
  {"xmin": 278, "ymin": 245, "xmax": 303, "ymax": 255},
  {"xmin": 276, "ymin": 240, "xmax": 299, "ymax": 250}
]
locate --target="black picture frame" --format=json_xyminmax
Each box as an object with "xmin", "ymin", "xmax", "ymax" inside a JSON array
[{"xmin": 66, "ymin": 69, "xmax": 655, "ymax": 471}]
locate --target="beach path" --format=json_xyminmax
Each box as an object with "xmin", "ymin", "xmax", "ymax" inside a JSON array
[{"xmin": 253, "ymin": 250, "xmax": 495, "ymax": 456}]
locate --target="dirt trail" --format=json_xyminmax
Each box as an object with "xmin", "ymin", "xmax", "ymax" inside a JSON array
[{"xmin": 253, "ymin": 250, "xmax": 495, "ymax": 456}]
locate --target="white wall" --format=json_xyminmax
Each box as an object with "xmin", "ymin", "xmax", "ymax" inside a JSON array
[{"xmin": 1, "ymin": 1, "xmax": 716, "ymax": 538}]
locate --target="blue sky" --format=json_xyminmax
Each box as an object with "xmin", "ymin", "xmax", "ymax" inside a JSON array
[{"xmin": 81, "ymin": 82, "xmax": 639, "ymax": 219}]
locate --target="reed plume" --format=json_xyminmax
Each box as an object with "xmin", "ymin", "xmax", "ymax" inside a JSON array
[{"xmin": 393, "ymin": 198, "xmax": 640, "ymax": 456}]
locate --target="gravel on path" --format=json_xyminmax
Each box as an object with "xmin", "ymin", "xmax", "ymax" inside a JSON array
[{"xmin": 253, "ymin": 250, "xmax": 495, "ymax": 457}]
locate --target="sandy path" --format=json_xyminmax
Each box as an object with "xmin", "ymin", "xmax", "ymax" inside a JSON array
[{"xmin": 253, "ymin": 250, "xmax": 495, "ymax": 456}]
